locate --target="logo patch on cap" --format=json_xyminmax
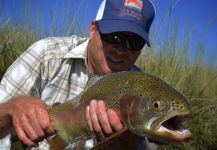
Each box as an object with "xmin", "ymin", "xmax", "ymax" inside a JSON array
[{"xmin": 124, "ymin": 0, "xmax": 143, "ymax": 12}]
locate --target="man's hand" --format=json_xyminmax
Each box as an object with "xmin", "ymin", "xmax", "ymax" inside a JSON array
[
  {"xmin": 5, "ymin": 96, "xmax": 55, "ymax": 146},
  {"xmin": 85, "ymin": 100, "xmax": 122, "ymax": 140},
  {"xmin": 85, "ymin": 100, "xmax": 151, "ymax": 150}
]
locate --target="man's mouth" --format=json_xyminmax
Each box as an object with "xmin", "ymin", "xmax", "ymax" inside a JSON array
[{"xmin": 107, "ymin": 56, "xmax": 124, "ymax": 64}]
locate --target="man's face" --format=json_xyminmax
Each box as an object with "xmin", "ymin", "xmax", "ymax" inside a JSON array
[{"xmin": 87, "ymin": 22, "xmax": 144, "ymax": 74}]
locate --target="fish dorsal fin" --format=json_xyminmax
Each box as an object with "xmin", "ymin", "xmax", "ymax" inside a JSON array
[
  {"xmin": 86, "ymin": 72, "xmax": 103, "ymax": 89},
  {"xmin": 119, "ymin": 93, "xmax": 141, "ymax": 129}
]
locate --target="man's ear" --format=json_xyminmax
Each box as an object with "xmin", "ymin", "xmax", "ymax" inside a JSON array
[{"xmin": 89, "ymin": 21, "xmax": 98, "ymax": 40}]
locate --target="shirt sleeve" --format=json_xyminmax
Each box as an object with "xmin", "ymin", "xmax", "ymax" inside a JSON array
[
  {"xmin": 0, "ymin": 39, "xmax": 48, "ymax": 102},
  {"xmin": 0, "ymin": 39, "xmax": 47, "ymax": 148}
]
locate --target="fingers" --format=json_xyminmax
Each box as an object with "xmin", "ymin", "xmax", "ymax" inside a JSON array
[
  {"xmin": 20, "ymin": 115, "xmax": 39, "ymax": 141},
  {"xmin": 97, "ymin": 101, "xmax": 113, "ymax": 134},
  {"xmin": 36, "ymin": 106, "xmax": 55, "ymax": 135},
  {"xmin": 13, "ymin": 117, "xmax": 36, "ymax": 146},
  {"xmin": 28, "ymin": 110, "xmax": 45, "ymax": 139},
  {"xmin": 86, "ymin": 106, "xmax": 93, "ymax": 132},
  {"xmin": 89, "ymin": 100, "xmax": 102, "ymax": 133},
  {"xmin": 86, "ymin": 100, "xmax": 123, "ymax": 137},
  {"xmin": 9, "ymin": 96, "xmax": 56, "ymax": 146},
  {"xmin": 107, "ymin": 109, "xmax": 122, "ymax": 131}
]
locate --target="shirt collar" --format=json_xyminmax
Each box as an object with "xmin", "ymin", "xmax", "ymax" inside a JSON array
[
  {"xmin": 64, "ymin": 38, "xmax": 89, "ymax": 67},
  {"xmin": 63, "ymin": 37, "xmax": 141, "ymax": 73},
  {"xmin": 64, "ymin": 38, "xmax": 88, "ymax": 59}
]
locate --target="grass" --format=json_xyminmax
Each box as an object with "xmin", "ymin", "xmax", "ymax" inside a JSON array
[
  {"xmin": 0, "ymin": 1, "xmax": 217, "ymax": 149},
  {"xmin": 0, "ymin": 23, "xmax": 38, "ymax": 78},
  {"xmin": 136, "ymin": 18, "xmax": 217, "ymax": 150}
]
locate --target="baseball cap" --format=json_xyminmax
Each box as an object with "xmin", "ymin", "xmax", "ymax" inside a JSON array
[{"xmin": 95, "ymin": 0, "xmax": 155, "ymax": 47}]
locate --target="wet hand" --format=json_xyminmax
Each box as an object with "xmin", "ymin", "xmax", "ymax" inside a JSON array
[
  {"xmin": 6, "ymin": 96, "xmax": 55, "ymax": 146},
  {"xmin": 85, "ymin": 100, "xmax": 122, "ymax": 140}
]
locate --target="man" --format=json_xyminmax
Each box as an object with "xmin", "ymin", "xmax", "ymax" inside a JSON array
[{"xmin": 0, "ymin": 0, "xmax": 155, "ymax": 149}]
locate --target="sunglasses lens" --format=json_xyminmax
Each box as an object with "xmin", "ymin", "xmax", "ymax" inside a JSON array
[
  {"xmin": 101, "ymin": 34, "xmax": 119, "ymax": 44},
  {"xmin": 127, "ymin": 36, "xmax": 145, "ymax": 51},
  {"xmin": 100, "ymin": 32, "xmax": 145, "ymax": 51}
]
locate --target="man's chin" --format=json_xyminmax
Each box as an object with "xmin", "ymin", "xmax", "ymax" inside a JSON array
[
  {"xmin": 99, "ymin": 62, "xmax": 129, "ymax": 74},
  {"xmin": 107, "ymin": 66, "xmax": 130, "ymax": 73}
]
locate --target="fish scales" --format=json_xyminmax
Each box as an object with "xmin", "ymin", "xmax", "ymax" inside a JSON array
[
  {"xmin": 48, "ymin": 71, "xmax": 192, "ymax": 148},
  {"xmin": 11, "ymin": 71, "xmax": 192, "ymax": 149}
]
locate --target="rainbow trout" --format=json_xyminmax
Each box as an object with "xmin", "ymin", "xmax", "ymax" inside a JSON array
[{"xmin": 47, "ymin": 71, "xmax": 192, "ymax": 150}]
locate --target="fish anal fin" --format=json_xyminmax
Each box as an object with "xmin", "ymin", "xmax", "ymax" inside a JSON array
[
  {"xmin": 49, "ymin": 134, "xmax": 68, "ymax": 150},
  {"xmin": 90, "ymin": 127, "xmax": 128, "ymax": 150},
  {"xmin": 91, "ymin": 128, "xmax": 144, "ymax": 150}
]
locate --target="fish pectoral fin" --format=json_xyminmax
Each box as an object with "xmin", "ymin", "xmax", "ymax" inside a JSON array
[
  {"xmin": 90, "ymin": 127, "xmax": 128, "ymax": 150},
  {"xmin": 119, "ymin": 93, "xmax": 141, "ymax": 124},
  {"xmin": 49, "ymin": 134, "xmax": 69, "ymax": 150}
]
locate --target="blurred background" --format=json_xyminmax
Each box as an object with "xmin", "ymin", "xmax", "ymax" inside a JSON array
[{"xmin": 0, "ymin": 0, "xmax": 217, "ymax": 149}]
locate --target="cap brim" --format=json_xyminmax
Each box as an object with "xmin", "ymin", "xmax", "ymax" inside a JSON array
[{"xmin": 98, "ymin": 19, "xmax": 150, "ymax": 47}]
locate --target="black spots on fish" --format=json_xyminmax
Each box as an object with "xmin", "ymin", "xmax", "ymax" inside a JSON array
[
  {"xmin": 178, "ymin": 103, "xmax": 186, "ymax": 110},
  {"xmin": 160, "ymin": 83, "xmax": 164, "ymax": 86},
  {"xmin": 138, "ymin": 91, "xmax": 147, "ymax": 97},
  {"xmin": 148, "ymin": 80, "xmax": 153, "ymax": 85},
  {"xmin": 139, "ymin": 93, "xmax": 150, "ymax": 97},
  {"xmin": 122, "ymin": 80, "xmax": 129, "ymax": 87},
  {"xmin": 171, "ymin": 100, "xmax": 185, "ymax": 111},
  {"xmin": 143, "ymin": 88, "xmax": 147, "ymax": 91}
]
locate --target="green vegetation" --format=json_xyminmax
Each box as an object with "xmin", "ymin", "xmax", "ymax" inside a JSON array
[
  {"xmin": 0, "ymin": 1, "xmax": 216, "ymax": 149},
  {"xmin": 0, "ymin": 23, "xmax": 38, "ymax": 78},
  {"xmin": 136, "ymin": 25, "xmax": 217, "ymax": 149}
]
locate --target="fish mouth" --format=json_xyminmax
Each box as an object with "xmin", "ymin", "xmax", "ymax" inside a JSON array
[{"xmin": 147, "ymin": 113, "xmax": 192, "ymax": 143}]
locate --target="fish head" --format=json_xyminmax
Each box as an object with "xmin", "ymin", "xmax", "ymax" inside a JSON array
[{"xmin": 128, "ymin": 92, "xmax": 192, "ymax": 144}]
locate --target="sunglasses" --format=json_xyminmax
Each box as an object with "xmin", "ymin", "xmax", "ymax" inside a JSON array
[{"xmin": 99, "ymin": 32, "xmax": 146, "ymax": 51}]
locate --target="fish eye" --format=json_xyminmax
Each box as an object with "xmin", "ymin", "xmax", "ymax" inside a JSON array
[{"xmin": 153, "ymin": 100, "xmax": 161, "ymax": 110}]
